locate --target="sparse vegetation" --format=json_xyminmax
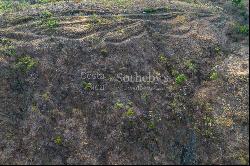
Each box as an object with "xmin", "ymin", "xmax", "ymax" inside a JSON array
[{"xmin": 0, "ymin": 0, "xmax": 249, "ymax": 165}]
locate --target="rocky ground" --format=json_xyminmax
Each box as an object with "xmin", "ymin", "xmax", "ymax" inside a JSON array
[{"xmin": 0, "ymin": 0, "xmax": 249, "ymax": 165}]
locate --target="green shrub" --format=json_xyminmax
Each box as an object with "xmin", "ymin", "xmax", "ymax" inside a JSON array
[
  {"xmin": 237, "ymin": 25, "xmax": 249, "ymax": 35},
  {"xmin": 210, "ymin": 71, "xmax": 219, "ymax": 80},
  {"xmin": 124, "ymin": 108, "xmax": 135, "ymax": 117},
  {"xmin": 82, "ymin": 81, "xmax": 93, "ymax": 91},
  {"xmin": 0, "ymin": 45, "xmax": 16, "ymax": 56},
  {"xmin": 44, "ymin": 18, "xmax": 59, "ymax": 28},
  {"xmin": 148, "ymin": 121, "xmax": 156, "ymax": 129},
  {"xmin": 54, "ymin": 136, "xmax": 62, "ymax": 145},
  {"xmin": 215, "ymin": 46, "xmax": 221, "ymax": 53},
  {"xmin": 101, "ymin": 48, "xmax": 108, "ymax": 57},
  {"xmin": 0, "ymin": 38, "xmax": 12, "ymax": 45},
  {"xmin": 15, "ymin": 56, "xmax": 38, "ymax": 73},
  {"xmin": 175, "ymin": 74, "xmax": 187, "ymax": 85},
  {"xmin": 0, "ymin": 1, "xmax": 13, "ymax": 13},
  {"xmin": 185, "ymin": 60, "xmax": 196, "ymax": 71},
  {"xmin": 90, "ymin": 14, "xmax": 101, "ymax": 24},
  {"xmin": 143, "ymin": 8, "xmax": 158, "ymax": 14},
  {"xmin": 41, "ymin": 10, "xmax": 53, "ymax": 18},
  {"xmin": 47, "ymin": 19, "xmax": 59, "ymax": 28},
  {"xmin": 114, "ymin": 101, "xmax": 124, "ymax": 109},
  {"xmin": 159, "ymin": 54, "xmax": 167, "ymax": 63},
  {"xmin": 38, "ymin": 0, "xmax": 50, "ymax": 3},
  {"xmin": 0, "ymin": 1, "xmax": 30, "ymax": 13},
  {"xmin": 232, "ymin": 0, "xmax": 243, "ymax": 6},
  {"xmin": 4, "ymin": 46, "xmax": 16, "ymax": 56}
]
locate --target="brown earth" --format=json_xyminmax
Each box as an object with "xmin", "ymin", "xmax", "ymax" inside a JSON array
[{"xmin": 0, "ymin": 0, "xmax": 249, "ymax": 165}]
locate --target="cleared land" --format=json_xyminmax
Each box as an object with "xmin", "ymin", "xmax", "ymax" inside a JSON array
[{"xmin": 0, "ymin": 0, "xmax": 249, "ymax": 165}]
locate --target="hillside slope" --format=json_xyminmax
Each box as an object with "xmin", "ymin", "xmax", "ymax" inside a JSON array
[{"xmin": 0, "ymin": 0, "xmax": 249, "ymax": 165}]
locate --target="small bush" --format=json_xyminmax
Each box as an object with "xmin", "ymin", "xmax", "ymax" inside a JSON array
[
  {"xmin": 0, "ymin": 38, "xmax": 12, "ymax": 45},
  {"xmin": 185, "ymin": 60, "xmax": 196, "ymax": 71},
  {"xmin": 148, "ymin": 121, "xmax": 156, "ymax": 129},
  {"xmin": 45, "ymin": 18, "xmax": 59, "ymax": 28},
  {"xmin": 114, "ymin": 101, "xmax": 124, "ymax": 109},
  {"xmin": 38, "ymin": 0, "xmax": 50, "ymax": 3},
  {"xmin": 54, "ymin": 136, "xmax": 62, "ymax": 145},
  {"xmin": 82, "ymin": 81, "xmax": 93, "ymax": 91},
  {"xmin": 90, "ymin": 14, "xmax": 101, "ymax": 24},
  {"xmin": 237, "ymin": 25, "xmax": 249, "ymax": 35},
  {"xmin": 0, "ymin": 1, "xmax": 13, "ymax": 13},
  {"xmin": 175, "ymin": 74, "xmax": 187, "ymax": 85},
  {"xmin": 159, "ymin": 54, "xmax": 167, "ymax": 63},
  {"xmin": 101, "ymin": 48, "xmax": 108, "ymax": 57},
  {"xmin": 124, "ymin": 108, "xmax": 135, "ymax": 117},
  {"xmin": 41, "ymin": 10, "xmax": 53, "ymax": 18},
  {"xmin": 15, "ymin": 56, "xmax": 38, "ymax": 74},
  {"xmin": 232, "ymin": 0, "xmax": 243, "ymax": 6},
  {"xmin": 210, "ymin": 71, "xmax": 219, "ymax": 80},
  {"xmin": 0, "ymin": 46, "xmax": 16, "ymax": 56},
  {"xmin": 143, "ymin": 8, "xmax": 158, "ymax": 14}
]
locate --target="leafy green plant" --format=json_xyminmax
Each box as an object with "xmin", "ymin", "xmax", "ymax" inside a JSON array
[
  {"xmin": 42, "ymin": 91, "xmax": 50, "ymax": 101},
  {"xmin": 0, "ymin": 0, "xmax": 30, "ymax": 13},
  {"xmin": 236, "ymin": 25, "xmax": 249, "ymax": 35},
  {"xmin": 175, "ymin": 74, "xmax": 187, "ymax": 85},
  {"xmin": 41, "ymin": 10, "xmax": 53, "ymax": 18},
  {"xmin": 82, "ymin": 81, "xmax": 93, "ymax": 91},
  {"xmin": 171, "ymin": 70, "xmax": 179, "ymax": 77},
  {"xmin": 44, "ymin": 18, "xmax": 59, "ymax": 29},
  {"xmin": 0, "ymin": 38, "xmax": 12, "ymax": 45},
  {"xmin": 143, "ymin": 8, "xmax": 158, "ymax": 14},
  {"xmin": 4, "ymin": 46, "xmax": 16, "ymax": 56},
  {"xmin": 15, "ymin": 56, "xmax": 38, "ymax": 74},
  {"xmin": 38, "ymin": 0, "xmax": 49, "ymax": 3},
  {"xmin": 90, "ymin": 14, "xmax": 101, "ymax": 24},
  {"xmin": 215, "ymin": 46, "xmax": 221, "ymax": 53},
  {"xmin": 185, "ymin": 60, "xmax": 196, "ymax": 71},
  {"xmin": 54, "ymin": 136, "xmax": 62, "ymax": 145},
  {"xmin": 124, "ymin": 107, "xmax": 135, "ymax": 117},
  {"xmin": 210, "ymin": 71, "xmax": 219, "ymax": 80},
  {"xmin": 147, "ymin": 121, "xmax": 156, "ymax": 129},
  {"xmin": 232, "ymin": 0, "xmax": 242, "ymax": 5},
  {"xmin": 159, "ymin": 54, "xmax": 167, "ymax": 63},
  {"xmin": 232, "ymin": 0, "xmax": 243, "ymax": 6},
  {"xmin": 0, "ymin": 1, "xmax": 13, "ymax": 13},
  {"xmin": 0, "ymin": 45, "xmax": 16, "ymax": 56},
  {"xmin": 101, "ymin": 48, "xmax": 108, "ymax": 57},
  {"xmin": 114, "ymin": 101, "xmax": 124, "ymax": 109}
]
